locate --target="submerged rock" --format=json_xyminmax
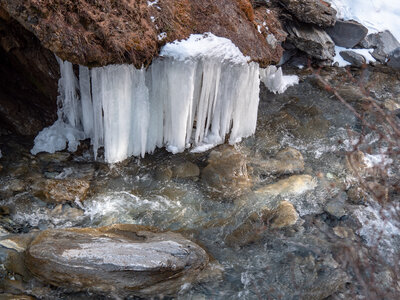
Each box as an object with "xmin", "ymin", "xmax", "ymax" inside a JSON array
[
  {"xmin": 226, "ymin": 200, "xmax": 299, "ymax": 247},
  {"xmin": 255, "ymin": 175, "xmax": 317, "ymax": 197},
  {"xmin": 171, "ymin": 161, "xmax": 200, "ymax": 179},
  {"xmin": 25, "ymin": 224, "xmax": 209, "ymax": 297},
  {"xmin": 251, "ymin": 147, "xmax": 305, "ymax": 177},
  {"xmin": 201, "ymin": 146, "xmax": 252, "ymax": 199}
]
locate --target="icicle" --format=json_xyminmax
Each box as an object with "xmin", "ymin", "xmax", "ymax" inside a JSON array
[
  {"xmin": 260, "ymin": 66, "xmax": 299, "ymax": 94},
  {"xmin": 79, "ymin": 65, "xmax": 94, "ymax": 138},
  {"xmin": 32, "ymin": 33, "xmax": 268, "ymax": 163}
]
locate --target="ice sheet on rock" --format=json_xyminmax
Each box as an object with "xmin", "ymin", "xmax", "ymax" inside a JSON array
[
  {"xmin": 260, "ymin": 66, "xmax": 299, "ymax": 94},
  {"xmin": 328, "ymin": 0, "xmax": 400, "ymax": 42}
]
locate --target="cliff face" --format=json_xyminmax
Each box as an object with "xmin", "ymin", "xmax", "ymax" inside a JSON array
[
  {"xmin": 0, "ymin": 6, "xmax": 58, "ymax": 135},
  {"xmin": 0, "ymin": 0, "xmax": 284, "ymax": 68}
]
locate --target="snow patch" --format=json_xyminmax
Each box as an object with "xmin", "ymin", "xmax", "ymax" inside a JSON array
[
  {"xmin": 260, "ymin": 66, "xmax": 299, "ymax": 94},
  {"xmin": 333, "ymin": 46, "xmax": 376, "ymax": 67},
  {"xmin": 157, "ymin": 32, "xmax": 167, "ymax": 41},
  {"xmin": 328, "ymin": 0, "xmax": 400, "ymax": 42},
  {"xmin": 160, "ymin": 33, "xmax": 250, "ymax": 64}
]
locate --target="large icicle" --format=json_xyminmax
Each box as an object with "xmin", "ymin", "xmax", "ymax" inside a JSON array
[
  {"xmin": 31, "ymin": 59, "xmax": 85, "ymax": 155},
  {"xmin": 32, "ymin": 33, "xmax": 263, "ymax": 163}
]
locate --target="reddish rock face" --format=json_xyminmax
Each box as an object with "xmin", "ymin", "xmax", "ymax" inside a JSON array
[{"xmin": 0, "ymin": 0, "xmax": 283, "ymax": 67}]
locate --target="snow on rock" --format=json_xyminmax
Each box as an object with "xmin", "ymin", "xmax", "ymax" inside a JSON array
[
  {"xmin": 160, "ymin": 33, "xmax": 251, "ymax": 64},
  {"xmin": 328, "ymin": 0, "xmax": 400, "ymax": 42},
  {"xmin": 32, "ymin": 34, "xmax": 262, "ymax": 163},
  {"xmin": 333, "ymin": 46, "xmax": 376, "ymax": 67},
  {"xmin": 260, "ymin": 66, "xmax": 299, "ymax": 94}
]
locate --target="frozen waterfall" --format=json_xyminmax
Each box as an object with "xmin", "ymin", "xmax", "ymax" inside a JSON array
[{"xmin": 31, "ymin": 33, "xmax": 295, "ymax": 163}]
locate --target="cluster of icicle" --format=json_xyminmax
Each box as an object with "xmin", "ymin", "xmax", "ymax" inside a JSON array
[{"xmin": 31, "ymin": 33, "xmax": 297, "ymax": 163}]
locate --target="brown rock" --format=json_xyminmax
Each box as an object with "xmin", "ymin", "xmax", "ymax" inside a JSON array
[
  {"xmin": 171, "ymin": 161, "xmax": 200, "ymax": 179},
  {"xmin": 225, "ymin": 212, "xmax": 265, "ymax": 247},
  {"xmin": 201, "ymin": 145, "xmax": 252, "ymax": 199},
  {"xmin": 279, "ymin": 0, "xmax": 337, "ymax": 27},
  {"xmin": 226, "ymin": 200, "xmax": 298, "ymax": 247},
  {"xmin": 255, "ymin": 175, "xmax": 317, "ymax": 197},
  {"xmin": 41, "ymin": 179, "xmax": 90, "ymax": 204},
  {"xmin": 25, "ymin": 224, "xmax": 209, "ymax": 297},
  {"xmin": 1, "ymin": 0, "xmax": 283, "ymax": 68},
  {"xmin": 263, "ymin": 200, "xmax": 299, "ymax": 229},
  {"xmin": 251, "ymin": 147, "xmax": 304, "ymax": 176}
]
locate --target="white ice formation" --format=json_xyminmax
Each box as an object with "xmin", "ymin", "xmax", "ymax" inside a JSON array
[
  {"xmin": 260, "ymin": 66, "xmax": 299, "ymax": 94},
  {"xmin": 31, "ymin": 33, "xmax": 295, "ymax": 163}
]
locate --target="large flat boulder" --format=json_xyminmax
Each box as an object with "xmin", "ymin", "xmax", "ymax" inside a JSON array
[
  {"xmin": 0, "ymin": 0, "xmax": 283, "ymax": 67},
  {"xmin": 25, "ymin": 224, "xmax": 210, "ymax": 297}
]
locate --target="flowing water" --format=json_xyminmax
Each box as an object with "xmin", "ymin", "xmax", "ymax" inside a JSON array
[{"xmin": 1, "ymin": 66, "xmax": 400, "ymax": 299}]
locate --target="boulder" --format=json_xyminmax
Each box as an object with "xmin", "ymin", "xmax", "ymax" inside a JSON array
[
  {"xmin": 326, "ymin": 20, "xmax": 368, "ymax": 48},
  {"xmin": 0, "ymin": 0, "xmax": 283, "ymax": 67},
  {"xmin": 34, "ymin": 178, "xmax": 90, "ymax": 204},
  {"xmin": 388, "ymin": 47, "xmax": 400, "ymax": 69},
  {"xmin": 25, "ymin": 224, "xmax": 209, "ymax": 297},
  {"xmin": 359, "ymin": 30, "xmax": 400, "ymax": 62},
  {"xmin": 279, "ymin": 0, "xmax": 337, "ymax": 27},
  {"xmin": 339, "ymin": 50, "xmax": 366, "ymax": 67},
  {"xmin": 286, "ymin": 22, "xmax": 335, "ymax": 61},
  {"xmin": 201, "ymin": 145, "xmax": 252, "ymax": 198}
]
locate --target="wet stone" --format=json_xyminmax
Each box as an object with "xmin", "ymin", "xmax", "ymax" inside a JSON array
[
  {"xmin": 171, "ymin": 161, "xmax": 200, "ymax": 179},
  {"xmin": 25, "ymin": 224, "xmax": 210, "ymax": 297},
  {"xmin": 201, "ymin": 145, "xmax": 252, "ymax": 199},
  {"xmin": 37, "ymin": 178, "xmax": 90, "ymax": 204},
  {"xmin": 250, "ymin": 147, "xmax": 305, "ymax": 177},
  {"xmin": 255, "ymin": 175, "xmax": 317, "ymax": 198}
]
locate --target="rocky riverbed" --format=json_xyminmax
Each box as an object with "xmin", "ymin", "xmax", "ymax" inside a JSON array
[{"xmin": 1, "ymin": 65, "xmax": 400, "ymax": 299}]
